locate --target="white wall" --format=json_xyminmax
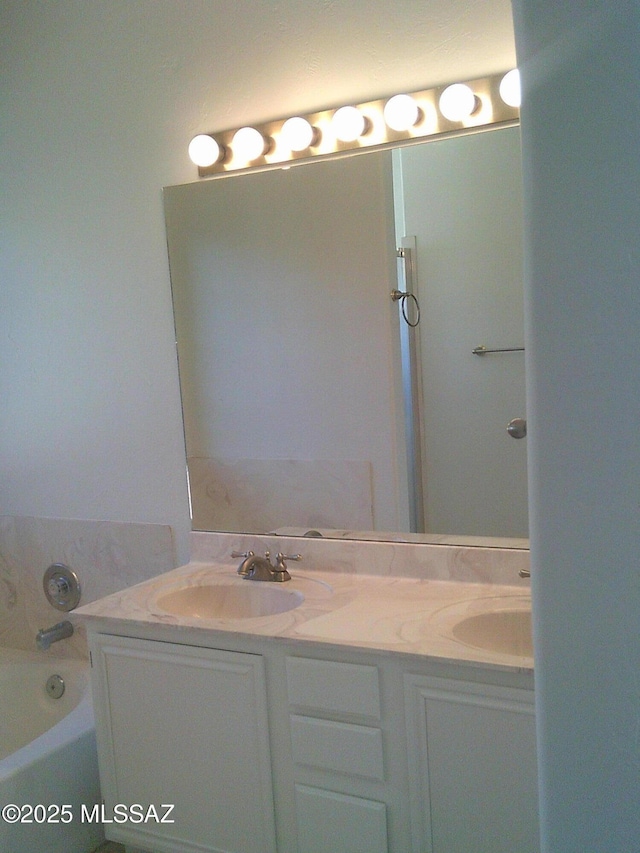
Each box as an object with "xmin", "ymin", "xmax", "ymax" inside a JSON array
[
  {"xmin": 0, "ymin": 0, "xmax": 516, "ymax": 563},
  {"xmin": 513, "ymin": 2, "xmax": 640, "ymax": 849}
]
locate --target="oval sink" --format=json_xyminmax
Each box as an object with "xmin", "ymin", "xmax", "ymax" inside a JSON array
[
  {"xmin": 452, "ymin": 609, "xmax": 532, "ymax": 657},
  {"xmin": 155, "ymin": 583, "xmax": 304, "ymax": 620}
]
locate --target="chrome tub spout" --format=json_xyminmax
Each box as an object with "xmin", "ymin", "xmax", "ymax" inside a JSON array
[{"xmin": 36, "ymin": 620, "xmax": 74, "ymax": 651}]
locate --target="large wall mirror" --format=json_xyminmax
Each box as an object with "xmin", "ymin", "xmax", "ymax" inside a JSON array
[{"xmin": 164, "ymin": 124, "xmax": 527, "ymax": 547}]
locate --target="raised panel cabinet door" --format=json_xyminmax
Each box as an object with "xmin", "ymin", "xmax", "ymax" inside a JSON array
[
  {"xmin": 89, "ymin": 634, "xmax": 276, "ymax": 853},
  {"xmin": 405, "ymin": 675, "xmax": 539, "ymax": 853}
]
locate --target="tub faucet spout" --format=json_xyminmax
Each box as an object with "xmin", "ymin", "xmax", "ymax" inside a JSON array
[{"xmin": 36, "ymin": 620, "xmax": 74, "ymax": 651}]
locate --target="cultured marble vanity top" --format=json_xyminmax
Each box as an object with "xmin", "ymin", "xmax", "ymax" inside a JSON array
[{"xmin": 75, "ymin": 533, "xmax": 533, "ymax": 674}]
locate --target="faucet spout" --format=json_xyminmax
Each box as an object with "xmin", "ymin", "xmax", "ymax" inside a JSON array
[
  {"xmin": 36, "ymin": 620, "xmax": 74, "ymax": 651},
  {"xmin": 231, "ymin": 550, "xmax": 257, "ymax": 577},
  {"xmin": 241, "ymin": 551, "xmax": 277, "ymax": 581}
]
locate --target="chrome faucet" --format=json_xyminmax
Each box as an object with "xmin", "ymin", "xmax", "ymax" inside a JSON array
[
  {"xmin": 231, "ymin": 550, "xmax": 301, "ymax": 582},
  {"xmin": 36, "ymin": 620, "xmax": 74, "ymax": 651}
]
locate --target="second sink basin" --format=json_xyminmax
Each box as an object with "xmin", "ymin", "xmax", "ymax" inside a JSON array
[
  {"xmin": 156, "ymin": 583, "xmax": 304, "ymax": 620},
  {"xmin": 452, "ymin": 609, "xmax": 533, "ymax": 657},
  {"xmin": 424, "ymin": 594, "xmax": 533, "ymax": 659}
]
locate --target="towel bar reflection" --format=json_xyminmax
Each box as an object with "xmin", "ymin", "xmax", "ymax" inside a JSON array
[{"xmin": 472, "ymin": 345, "xmax": 525, "ymax": 356}]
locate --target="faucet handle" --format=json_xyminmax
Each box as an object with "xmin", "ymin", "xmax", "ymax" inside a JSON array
[
  {"xmin": 231, "ymin": 550, "xmax": 253, "ymax": 559},
  {"xmin": 276, "ymin": 553, "xmax": 301, "ymax": 564},
  {"xmin": 272, "ymin": 552, "xmax": 301, "ymax": 582}
]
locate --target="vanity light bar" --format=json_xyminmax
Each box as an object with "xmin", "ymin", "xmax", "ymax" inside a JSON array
[{"xmin": 190, "ymin": 70, "xmax": 520, "ymax": 177}]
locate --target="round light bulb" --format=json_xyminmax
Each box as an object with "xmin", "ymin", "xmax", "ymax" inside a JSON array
[
  {"xmin": 331, "ymin": 106, "xmax": 368, "ymax": 142},
  {"xmin": 280, "ymin": 117, "xmax": 317, "ymax": 152},
  {"xmin": 439, "ymin": 83, "xmax": 478, "ymax": 122},
  {"xmin": 188, "ymin": 134, "xmax": 222, "ymax": 167},
  {"xmin": 500, "ymin": 69, "xmax": 521, "ymax": 108},
  {"xmin": 383, "ymin": 94, "xmax": 420, "ymax": 132},
  {"xmin": 232, "ymin": 126, "xmax": 268, "ymax": 163}
]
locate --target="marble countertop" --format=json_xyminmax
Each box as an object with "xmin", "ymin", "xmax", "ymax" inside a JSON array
[{"xmin": 75, "ymin": 559, "xmax": 533, "ymax": 674}]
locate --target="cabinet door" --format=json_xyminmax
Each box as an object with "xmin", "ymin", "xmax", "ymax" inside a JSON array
[
  {"xmin": 405, "ymin": 675, "xmax": 539, "ymax": 853},
  {"xmin": 90, "ymin": 634, "xmax": 276, "ymax": 853}
]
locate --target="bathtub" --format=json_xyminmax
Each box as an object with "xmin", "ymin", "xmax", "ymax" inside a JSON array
[{"xmin": 0, "ymin": 647, "xmax": 104, "ymax": 853}]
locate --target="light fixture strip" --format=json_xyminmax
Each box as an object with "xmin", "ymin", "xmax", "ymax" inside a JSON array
[{"xmin": 194, "ymin": 71, "xmax": 519, "ymax": 178}]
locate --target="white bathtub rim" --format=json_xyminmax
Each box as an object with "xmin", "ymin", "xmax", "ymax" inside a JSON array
[{"xmin": 0, "ymin": 649, "xmax": 94, "ymax": 784}]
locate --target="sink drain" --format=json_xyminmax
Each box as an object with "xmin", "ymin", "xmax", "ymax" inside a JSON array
[{"xmin": 45, "ymin": 674, "xmax": 65, "ymax": 699}]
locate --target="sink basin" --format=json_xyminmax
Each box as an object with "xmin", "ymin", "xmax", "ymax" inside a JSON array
[
  {"xmin": 452, "ymin": 609, "xmax": 533, "ymax": 657},
  {"xmin": 155, "ymin": 583, "xmax": 304, "ymax": 620},
  {"xmin": 421, "ymin": 595, "xmax": 533, "ymax": 658}
]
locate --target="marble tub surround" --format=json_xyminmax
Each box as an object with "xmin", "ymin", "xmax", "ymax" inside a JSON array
[
  {"xmin": 0, "ymin": 517, "xmax": 22, "ymax": 648},
  {"xmin": 76, "ymin": 532, "xmax": 532, "ymax": 672},
  {"xmin": 0, "ymin": 517, "xmax": 176, "ymax": 658}
]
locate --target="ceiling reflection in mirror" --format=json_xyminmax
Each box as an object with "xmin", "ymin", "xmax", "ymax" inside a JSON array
[{"xmin": 164, "ymin": 124, "xmax": 527, "ymax": 548}]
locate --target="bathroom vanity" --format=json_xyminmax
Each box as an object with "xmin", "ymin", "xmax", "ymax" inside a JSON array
[{"xmin": 77, "ymin": 534, "xmax": 537, "ymax": 853}]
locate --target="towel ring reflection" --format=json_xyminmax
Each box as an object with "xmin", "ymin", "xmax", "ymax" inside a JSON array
[{"xmin": 391, "ymin": 289, "xmax": 421, "ymax": 327}]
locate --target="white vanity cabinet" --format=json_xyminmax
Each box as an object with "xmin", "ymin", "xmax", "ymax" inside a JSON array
[
  {"xmin": 404, "ymin": 675, "xmax": 539, "ymax": 853},
  {"xmin": 88, "ymin": 633, "xmax": 277, "ymax": 853},
  {"xmin": 87, "ymin": 629, "xmax": 537, "ymax": 853}
]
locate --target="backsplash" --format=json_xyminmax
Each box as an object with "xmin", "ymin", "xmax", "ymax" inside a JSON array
[
  {"xmin": 0, "ymin": 516, "xmax": 176, "ymax": 658},
  {"xmin": 191, "ymin": 530, "xmax": 531, "ymax": 586}
]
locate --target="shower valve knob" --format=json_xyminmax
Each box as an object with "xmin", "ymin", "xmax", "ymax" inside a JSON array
[
  {"xmin": 48, "ymin": 577, "xmax": 69, "ymax": 597},
  {"xmin": 43, "ymin": 564, "xmax": 81, "ymax": 611}
]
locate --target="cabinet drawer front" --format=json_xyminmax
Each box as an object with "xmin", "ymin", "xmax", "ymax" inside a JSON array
[
  {"xmin": 295, "ymin": 784, "xmax": 388, "ymax": 853},
  {"xmin": 286, "ymin": 657, "xmax": 380, "ymax": 719},
  {"xmin": 290, "ymin": 715, "xmax": 384, "ymax": 781}
]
